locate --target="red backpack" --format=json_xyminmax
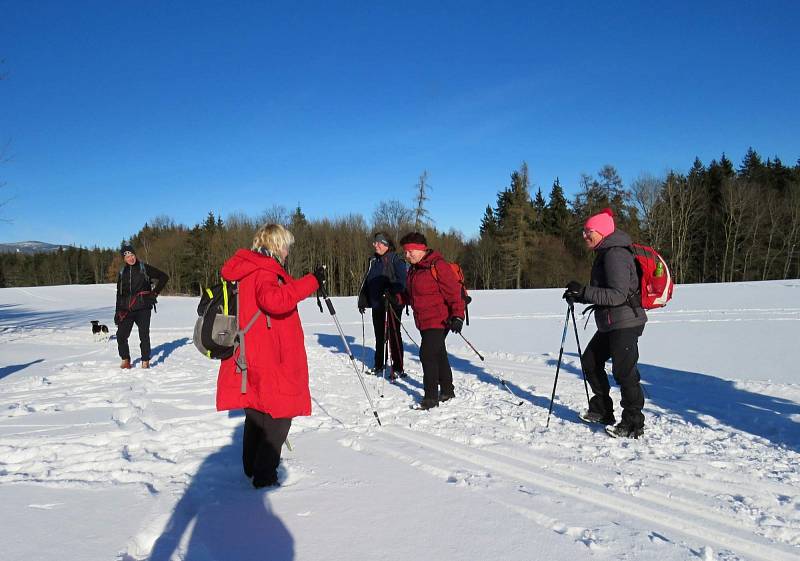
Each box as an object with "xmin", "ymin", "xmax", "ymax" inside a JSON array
[
  {"xmin": 628, "ymin": 244, "xmax": 674, "ymax": 309},
  {"xmin": 430, "ymin": 259, "xmax": 472, "ymax": 324}
]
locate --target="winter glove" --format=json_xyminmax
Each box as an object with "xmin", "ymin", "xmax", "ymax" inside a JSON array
[
  {"xmin": 563, "ymin": 280, "xmax": 585, "ymax": 304},
  {"xmin": 448, "ymin": 316, "xmax": 464, "ymax": 334},
  {"xmin": 358, "ymin": 306, "xmax": 366, "ymax": 315},
  {"xmin": 383, "ymin": 290, "xmax": 401, "ymax": 308},
  {"xmin": 313, "ymin": 265, "xmax": 327, "ymax": 288}
]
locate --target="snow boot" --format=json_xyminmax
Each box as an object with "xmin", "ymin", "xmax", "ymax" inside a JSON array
[
  {"xmin": 120, "ymin": 359, "xmax": 131, "ymax": 369},
  {"xmin": 416, "ymin": 398, "xmax": 439, "ymax": 410},
  {"xmin": 439, "ymin": 391, "xmax": 455, "ymax": 403},
  {"xmin": 606, "ymin": 423, "xmax": 644, "ymax": 439},
  {"xmin": 579, "ymin": 410, "xmax": 615, "ymax": 426}
]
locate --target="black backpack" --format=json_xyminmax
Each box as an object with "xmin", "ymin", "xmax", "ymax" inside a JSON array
[{"xmin": 193, "ymin": 279, "xmax": 263, "ymax": 394}]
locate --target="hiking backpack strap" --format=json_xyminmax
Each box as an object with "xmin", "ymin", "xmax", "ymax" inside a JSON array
[
  {"xmin": 232, "ymin": 282, "xmax": 264, "ymax": 394},
  {"xmin": 430, "ymin": 258, "xmax": 470, "ymax": 325}
]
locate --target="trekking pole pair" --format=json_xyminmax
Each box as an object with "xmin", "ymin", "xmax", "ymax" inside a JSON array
[
  {"xmin": 546, "ymin": 299, "xmax": 591, "ymax": 428},
  {"xmin": 317, "ymin": 279, "xmax": 382, "ymax": 427}
]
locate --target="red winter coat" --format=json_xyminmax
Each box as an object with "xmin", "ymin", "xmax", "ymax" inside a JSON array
[
  {"xmin": 216, "ymin": 249, "xmax": 319, "ymax": 419},
  {"xmin": 403, "ymin": 250, "xmax": 465, "ymax": 331}
]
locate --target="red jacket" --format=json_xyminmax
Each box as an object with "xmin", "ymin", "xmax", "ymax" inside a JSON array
[
  {"xmin": 216, "ymin": 249, "xmax": 319, "ymax": 418},
  {"xmin": 404, "ymin": 250, "xmax": 465, "ymax": 331}
]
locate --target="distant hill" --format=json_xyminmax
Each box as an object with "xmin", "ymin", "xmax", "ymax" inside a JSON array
[{"xmin": 0, "ymin": 241, "xmax": 74, "ymax": 254}]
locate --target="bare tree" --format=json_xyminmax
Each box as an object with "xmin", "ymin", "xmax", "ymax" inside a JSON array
[
  {"xmin": 372, "ymin": 199, "xmax": 414, "ymax": 243},
  {"xmin": 413, "ymin": 170, "xmax": 433, "ymax": 231},
  {"xmin": 631, "ymin": 173, "xmax": 665, "ymax": 248},
  {"xmin": 783, "ymin": 184, "xmax": 800, "ymax": 279},
  {"xmin": 721, "ymin": 178, "xmax": 749, "ymax": 281}
]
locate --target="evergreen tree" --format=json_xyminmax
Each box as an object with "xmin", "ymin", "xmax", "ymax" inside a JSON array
[
  {"xmin": 496, "ymin": 162, "xmax": 535, "ymax": 288},
  {"xmin": 543, "ymin": 178, "xmax": 570, "ymax": 238}
]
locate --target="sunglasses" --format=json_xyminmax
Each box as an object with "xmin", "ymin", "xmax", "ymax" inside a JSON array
[{"xmin": 582, "ymin": 229, "xmax": 596, "ymax": 237}]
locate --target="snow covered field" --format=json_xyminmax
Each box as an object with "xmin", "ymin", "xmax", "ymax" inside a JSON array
[{"xmin": 1, "ymin": 281, "xmax": 798, "ymax": 561}]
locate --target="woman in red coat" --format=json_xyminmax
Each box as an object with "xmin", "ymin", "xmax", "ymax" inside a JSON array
[
  {"xmin": 216, "ymin": 223, "xmax": 323, "ymax": 488},
  {"xmin": 399, "ymin": 232, "xmax": 465, "ymax": 410}
]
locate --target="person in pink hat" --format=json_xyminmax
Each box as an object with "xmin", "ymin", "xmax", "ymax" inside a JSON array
[{"xmin": 563, "ymin": 208, "xmax": 648, "ymax": 438}]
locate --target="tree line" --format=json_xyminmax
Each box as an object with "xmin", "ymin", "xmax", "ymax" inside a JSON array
[{"xmin": 1, "ymin": 148, "xmax": 798, "ymax": 294}]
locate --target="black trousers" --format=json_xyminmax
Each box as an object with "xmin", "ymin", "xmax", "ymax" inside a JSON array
[
  {"xmin": 372, "ymin": 306, "xmax": 404, "ymax": 373},
  {"xmin": 116, "ymin": 308, "xmax": 152, "ymax": 361},
  {"xmin": 420, "ymin": 329, "xmax": 453, "ymax": 401},
  {"xmin": 581, "ymin": 325, "xmax": 646, "ymax": 429},
  {"xmin": 243, "ymin": 408, "xmax": 292, "ymax": 482}
]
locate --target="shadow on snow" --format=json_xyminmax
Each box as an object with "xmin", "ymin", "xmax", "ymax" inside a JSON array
[
  {"xmin": 314, "ymin": 331, "xmax": 576, "ymax": 422},
  {"xmin": 0, "ymin": 303, "xmax": 115, "ymax": 330},
  {"xmin": 149, "ymin": 337, "xmax": 191, "ymax": 366},
  {"xmin": 145, "ymin": 419, "xmax": 294, "ymax": 561},
  {"xmin": 0, "ymin": 359, "xmax": 45, "ymax": 381},
  {"xmin": 552, "ymin": 352, "xmax": 800, "ymax": 452}
]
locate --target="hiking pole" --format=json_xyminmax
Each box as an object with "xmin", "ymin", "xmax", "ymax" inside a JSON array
[
  {"xmin": 457, "ymin": 332, "xmax": 522, "ymax": 406},
  {"xmin": 388, "ymin": 303, "xmax": 419, "ymax": 349},
  {"xmin": 318, "ymin": 283, "xmax": 382, "ymax": 427},
  {"xmin": 380, "ymin": 298, "xmax": 391, "ymax": 398},
  {"xmin": 458, "ymin": 332, "xmax": 484, "ymax": 361},
  {"xmin": 568, "ymin": 302, "xmax": 591, "ymax": 407},
  {"xmin": 546, "ymin": 304, "xmax": 572, "ymax": 428}
]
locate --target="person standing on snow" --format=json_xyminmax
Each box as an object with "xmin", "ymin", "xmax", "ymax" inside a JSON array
[
  {"xmin": 563, "ymin": 208, "xmax": 648, "ymax": 438},
  {"xmin": 357, "ymin": 232, "xmax": 408, "ymax": 379},
  {"xmin": 115, "ymin": 244, "xmax": 169, "ymax": 369},
  {"xmin": 216, "ymin": 223, "xmax": 325, "ymax": 488},
  {"xmin": 398, "ymin": 232, "xmax": 465, "ymax": 410}
]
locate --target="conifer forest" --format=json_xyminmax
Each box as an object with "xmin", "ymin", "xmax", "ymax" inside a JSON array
[{"xmin": 2, "ymin": 149, "xmax": 798, "ymax": 295}]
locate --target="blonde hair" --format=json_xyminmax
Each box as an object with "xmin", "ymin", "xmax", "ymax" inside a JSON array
[{"xmin": 252, "ymin": 223, "xmax": 295, "ymax": 255}]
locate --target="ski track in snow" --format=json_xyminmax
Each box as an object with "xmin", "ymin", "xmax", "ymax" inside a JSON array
[{"xmin": 1, "ymin": 284, "xmax": 799, "ymax": 561}]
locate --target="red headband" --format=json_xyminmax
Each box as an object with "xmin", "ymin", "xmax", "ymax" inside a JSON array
[{"xmin": 403, "ymin": 243, "xmax": 427, "ymax": 252}]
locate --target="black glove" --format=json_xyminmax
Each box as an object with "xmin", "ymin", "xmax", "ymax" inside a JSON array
[
  {"xmin": 448, "ymin": 316, "xmax": 464, "ymax": 334},
  {"xmin": 313, "ymin": 265, "xmax": 326, "ymax": 288},
  {"xmin": 358, "ymin": 306, "xmax": 366, "ymax": 314},
  {"xmin": 383, "ymin": 290, "xmax": 401, "ymax": 308},
  {"xmin": 563, "ymin": 280, "xmax": 584, "ymax": 303}
]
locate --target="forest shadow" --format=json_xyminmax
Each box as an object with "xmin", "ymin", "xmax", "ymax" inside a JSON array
[{"xmin": 0, "ymin": 303, "xmax": 114, "ymax": 329}]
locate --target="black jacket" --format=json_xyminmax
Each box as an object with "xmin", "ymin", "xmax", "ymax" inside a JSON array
[
  {"xmin": 582, "ymin": 229, "xmax": 647, "ymax": 332},
  {"xmin": 116, "ymin": 261, "xmax": 169, "ymax": 312},
  {"xmin": 357, "ymin": 252, "xmax": 407, "ymax": 310}
]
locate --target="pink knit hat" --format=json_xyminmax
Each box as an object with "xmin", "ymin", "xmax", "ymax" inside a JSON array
[{"xmin": 584, "ymin": 208, "xmax": 615, "ymax": 237}]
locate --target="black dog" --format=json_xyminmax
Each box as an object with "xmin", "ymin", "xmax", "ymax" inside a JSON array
[{"xmin": 90, "ymin": 320, "xmax": 110, "ymax": 341}]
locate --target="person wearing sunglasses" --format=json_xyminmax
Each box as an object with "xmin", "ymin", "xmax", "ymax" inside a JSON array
[{"xmin": 563, "ymin": 208, "xmax": 648, "ymax": 438}]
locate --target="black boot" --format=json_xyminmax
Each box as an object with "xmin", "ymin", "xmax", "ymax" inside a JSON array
[
  {"xmin": 606, "ymin": 422, "xmax": 644, "ymax": 439},
  {"xmin": 417, "ymin": 398, "xmax": 439, "ymax": 410}
]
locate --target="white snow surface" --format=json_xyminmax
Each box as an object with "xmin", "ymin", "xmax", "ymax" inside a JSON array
[{"xmin": 1, "ymin": 281, "xmax": 798, "ymax": 561}]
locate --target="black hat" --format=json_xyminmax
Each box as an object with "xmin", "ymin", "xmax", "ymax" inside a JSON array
[
  {"xmin": 120, "ymin": 244, "xmax": 136, "ymax": 256},
  {"xmin": 399, "ymin": 232, "xmax": 427, "ymax": 247}
]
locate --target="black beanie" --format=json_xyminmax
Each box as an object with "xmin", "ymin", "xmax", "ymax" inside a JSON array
[{"xmin": 120, "ymin": 244, "xmax": 136, "ymax": 256}]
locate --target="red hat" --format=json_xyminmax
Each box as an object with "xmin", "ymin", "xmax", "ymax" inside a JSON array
[{"xmin": 584, "ymin": 208, "xmax": 615, "ymax": 237}]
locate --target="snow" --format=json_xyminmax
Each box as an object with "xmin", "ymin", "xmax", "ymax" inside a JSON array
[{"xmin": 0, "ymin": 280, "xmax": 798, "ymax": 561}]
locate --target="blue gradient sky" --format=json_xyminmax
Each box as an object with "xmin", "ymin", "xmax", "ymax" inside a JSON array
[{"xmin": 1, "ymin": 1, "xmax": 799, "ymax": 247}]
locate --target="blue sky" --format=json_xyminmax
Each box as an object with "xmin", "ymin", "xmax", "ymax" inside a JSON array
[{"xmin": 1, "ymin": 1, "xmax": 799, "ymax": 248}]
